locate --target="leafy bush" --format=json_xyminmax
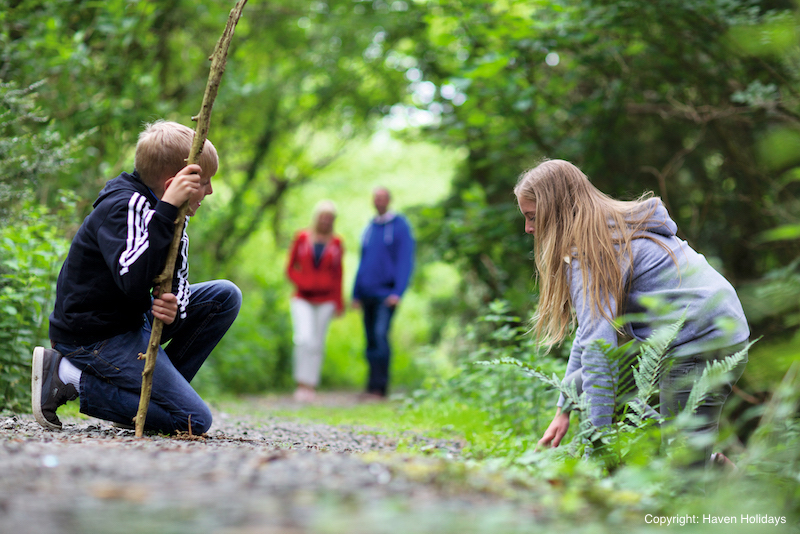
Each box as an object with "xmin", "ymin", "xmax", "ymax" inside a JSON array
[
  {"xmin": 404, "ymin": 300, "xmax": 569, "ymax": 458},
  {"xmin": 0, "ymin": 79, "xmax": 83, "ymax": 413},
  {"xmin": 408, "ymin": 299, "xmax": 754, "ymax": 473},
  {"xmin": 195, "ymin": 283, "xmax": 294, "ymax": 396},
  {"xmin": 0, "ymin": 80, "xmax": 91, "ymax": 223},
  {"xmin": 0, "ymin": 195, "xmax": 73, "ymax": 412},
  {"xmin": 490, "ymin": 328, "xmax": 751, "ymax": 471}
]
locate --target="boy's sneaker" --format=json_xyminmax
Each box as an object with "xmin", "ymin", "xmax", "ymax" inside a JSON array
[
  {"xmin": 112, "ymin": 421, "xmax": 135, "ymax": 430},
  {"xmin": 32, "ymin": 346, "xmax": 78, "ymax": 431}
]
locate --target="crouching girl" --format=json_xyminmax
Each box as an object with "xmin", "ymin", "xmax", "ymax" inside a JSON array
[{"xmin": 515, "ymin": 159, "xmax": 749, "ymax": 465}]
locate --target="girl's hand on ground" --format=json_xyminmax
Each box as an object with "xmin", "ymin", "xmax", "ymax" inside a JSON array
[
  {"xmin": 152, "ymin": 292, "xmax": 178, "ymax": 325},
  {"xmin": 538, "ymin": 409, "xmax": 570, "ymax": 449}
]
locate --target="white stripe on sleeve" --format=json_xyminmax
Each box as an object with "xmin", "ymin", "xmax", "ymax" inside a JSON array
[{"xmin": 119, "ymin": 193, "xmax": 153, "ymax": 276}]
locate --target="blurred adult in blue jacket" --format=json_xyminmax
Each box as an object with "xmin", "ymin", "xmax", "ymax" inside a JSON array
[{"xmin": 352, "ymin": 187, "xmax": 415, "ymax": 398}]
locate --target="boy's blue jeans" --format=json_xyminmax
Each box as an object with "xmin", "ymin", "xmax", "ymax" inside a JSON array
[
  {"xmin": 54, "ymin": 280, "xmax": 241, "ymax": 434},
  {"xmin": 360, "ymin": 296, "xmax": 396, "ymax": 395}
]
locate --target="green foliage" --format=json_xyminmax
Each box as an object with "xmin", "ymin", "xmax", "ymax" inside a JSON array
[
  {"xmin": 412, "ymin": 0, "xmax": 800, "ymax": 338},
  {"xmin": 0, "ymin": 80, "xmax": 89, "ymax": 222},
  {"xmin": 2, "ymin": 0, "xmax": 432, "ymax": 247},
  {"xmin": 195, "ymin": 283, "xmax": 293, "ymax": 395},
  {"xmin": 0, "ymin": 196, "xmax": 73, "ymax": 412},
  {"xmin": 684, "ymin": 343, "xmax": 754, "ymax": 416},
  {"xmin": 479, "ymin": 331, "xmax": 667, "ymax": 468},
  {"xmin": 222, "ymin": 376, "xmax": 800, "ymax": 530},
  {"xmin": 318, "ymin": 311, "xmax": 368, "ymax": 390},
  {"xmin": 1, "ymin": 0, "xmax": 187, "ymax": 198},
  {"xmin": 729, "ymin": 363, "xmax": 800, "ymax": 515},
  {"xmin": 404, "ymin": 300, "xmax": 570, "ymax": 458},
  {"xmin": 631, "ymin": 318, "xmax": 684, "ymax": 406},
  {"xmin": 0, "ymin": 75, "xmax": 83, "ymax": 412},
  {"xmin": 474, "ymin": 312, "xmax": 753, "ymax": 471},
  {"xmin": 744, "ymin": 330, "xmax": 800, "ymax": 392}
]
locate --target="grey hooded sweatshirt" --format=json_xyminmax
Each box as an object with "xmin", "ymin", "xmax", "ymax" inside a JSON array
[{"xmin": 557, "ymin": 199, "xmax": 749, "ymax": 429}]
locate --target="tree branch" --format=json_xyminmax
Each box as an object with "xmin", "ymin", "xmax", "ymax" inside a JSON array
[{"xmin": 135, "ymin": 0, "xmax": 247, "ymax": 438}]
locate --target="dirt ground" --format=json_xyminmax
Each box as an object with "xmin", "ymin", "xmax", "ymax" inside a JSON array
[{"xmin": 0, "ymin": 394, "xmax": 546, "ymax": 534}]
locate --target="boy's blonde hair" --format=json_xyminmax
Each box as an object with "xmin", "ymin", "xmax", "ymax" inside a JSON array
[
  {"xmin": 514, "ymin": 159, "xmax": 666, "ymax": 345},
  {"xmin": 134, "ymin": 120, "xmax": 218, "ymax": 186}
]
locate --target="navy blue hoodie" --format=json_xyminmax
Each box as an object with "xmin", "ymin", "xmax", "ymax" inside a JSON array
[{"xmin": 49, "ymin": 171, "xmax": 190, "ymax": 345}]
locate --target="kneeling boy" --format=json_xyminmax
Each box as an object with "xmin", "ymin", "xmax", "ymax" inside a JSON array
[{"xmin": 33, "ymin": 120, "xmax": 241, "ymax": 434}]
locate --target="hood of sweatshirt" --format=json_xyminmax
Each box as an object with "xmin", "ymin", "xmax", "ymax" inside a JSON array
[
  {"xmin": 631, "ymin": 198, "xmax": 677, "ymax": 239},
  {"xmin": 93, "ymin": 171, "xmax": 153, "ymax": 208}
]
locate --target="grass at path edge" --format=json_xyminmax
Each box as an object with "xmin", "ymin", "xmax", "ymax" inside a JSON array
[{"xmin": 211, "ymin": 392, "xmax": 501, "ymax": 456}]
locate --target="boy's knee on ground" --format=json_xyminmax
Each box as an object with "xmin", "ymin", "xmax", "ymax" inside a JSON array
[{"xmin": 181, "ymin": 404, "xmax": 212, "ymax": 435}]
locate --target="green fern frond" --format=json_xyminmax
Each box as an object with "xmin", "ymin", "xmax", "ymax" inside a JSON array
[
  {"xmin": 684, "ymin": 342, "xmax": 752, "ymax": 415},
  {"xmin": 475, "ymin": 357, "xmax": 582, "ymax": 409},
  {"xmin": 633, "ymin": 315, "xmax": 685, "ymax": 408},
  {"xmin": 475, "ymin": 356, "xmax": 560, "ymax": 384}
]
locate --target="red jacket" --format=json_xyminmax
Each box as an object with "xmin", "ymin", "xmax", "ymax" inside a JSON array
[{"xmin": 286, "ymin": 230, "xmax": 344, "ymax": 313}]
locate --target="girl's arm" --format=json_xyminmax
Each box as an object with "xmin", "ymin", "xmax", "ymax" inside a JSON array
[
  {"xmin": 557, "ymin": 325, "xmax": 584, "ymax": 411},
  {"xmin": 568, "ymin": 261, "xmax": 620, "ymax": 430}
]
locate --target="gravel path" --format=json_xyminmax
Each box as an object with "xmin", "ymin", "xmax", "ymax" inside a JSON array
[{"xmin": 0, "ymin": 395, "xmax": 546, "ymax": 534}]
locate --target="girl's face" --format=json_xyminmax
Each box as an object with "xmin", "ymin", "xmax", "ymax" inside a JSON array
[{"xmin": 517, "ymin": 196, "xmax": 537, "ymax": 236}]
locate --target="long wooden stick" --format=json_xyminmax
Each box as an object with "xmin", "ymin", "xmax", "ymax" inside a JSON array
[{"xmin": 135, "ymin": 0, "xmax": 248, "ymax": 438}]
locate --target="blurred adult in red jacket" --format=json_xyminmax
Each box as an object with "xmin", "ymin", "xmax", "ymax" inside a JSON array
[{"xmin": 286, "ymin": 200, "xmax": 344, "ymax": 402}]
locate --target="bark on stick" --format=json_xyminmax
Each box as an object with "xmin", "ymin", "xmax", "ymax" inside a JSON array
[{"xmin": 135, "ymin": 0, "xmax": 248, "ymax": 438}]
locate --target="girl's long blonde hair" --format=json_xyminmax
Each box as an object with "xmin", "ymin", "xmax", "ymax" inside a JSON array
[{"xmin": 514, "ymin": 159, "xmax": 666, "ymax": 346}]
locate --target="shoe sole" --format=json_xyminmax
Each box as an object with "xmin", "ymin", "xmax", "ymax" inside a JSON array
[
  {"xmin": 112, "ymin": 422, "xmax": 135, "ymax": 430},
  {"xmin": 31, "ymin": 346, "xmax": 62, "ymax": 431}
]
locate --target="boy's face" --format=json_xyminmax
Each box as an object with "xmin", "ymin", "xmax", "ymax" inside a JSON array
[{"xmin": 187, "ymin": 174, "xmax": 213, "ymax": 216}]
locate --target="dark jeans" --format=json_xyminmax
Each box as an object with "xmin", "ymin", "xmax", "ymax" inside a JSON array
[
  {"xmin": 54, "ymin": 280, "xmax": 241, "ymax": 434},
  {"xmin": 659, "ymin": 342, "xmax": 748, "ymax": 462},
  {"xmin": 360, "ymin": 296, "xmax": 396, "ymax": 395}
]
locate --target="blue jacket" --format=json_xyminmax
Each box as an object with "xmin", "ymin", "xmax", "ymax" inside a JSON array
[
  {"xmin": 353, "ymin": 213, "xmax": 415, "ymax": 300},
  {"xmin": 49, "ymin": 171, "xmax": 190, "ymax": 345}
]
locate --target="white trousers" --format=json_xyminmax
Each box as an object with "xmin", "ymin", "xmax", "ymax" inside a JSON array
[{"xmin": 290, "ymin": 297, "xmax": 336, "ymax": 387}]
